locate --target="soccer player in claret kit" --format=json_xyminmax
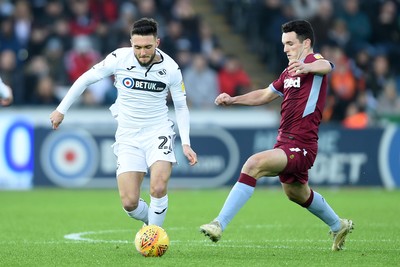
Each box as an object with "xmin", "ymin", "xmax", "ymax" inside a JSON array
[
  {"xmin": 200, "ymin": 20, "xmax": 354, "ymax": 251},
  {"xmin": 50, "ymin": 18, "xmax": 197, "ymax": 228}
]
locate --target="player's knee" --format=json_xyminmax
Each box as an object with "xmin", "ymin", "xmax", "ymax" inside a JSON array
[
  {"xmin": 242, "ymin": 156, "xmax": 263, "ymax": 177},
  {"xmin": 150, "ymin": 183, "xmax": 167, "ymax": 198},
  {"xmin": 244, "ymin": 156, "xmax": 259, "ymax": 169},
  {"xmin": 121, "ymin": 197, "xmax": 139, "ymax": 212},
  {"xmin": 285, "ymin": 191, "xmax": 303, "ymax": 205}
]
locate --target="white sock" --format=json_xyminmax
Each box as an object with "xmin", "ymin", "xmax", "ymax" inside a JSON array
[
  {"xmin": 124, "ymin": 198, "xmax": 149, "ymax": 225},
  {"xmin": 307, "ymin": 191, "xmax": 341, "ymax": 232},
  {"xmin": 216, "ymin": 182, "xmax": 255, "ymax": 231},
  {"xmin": 148, "ymin": 195, "xmax": 168, "ymax": 226}
]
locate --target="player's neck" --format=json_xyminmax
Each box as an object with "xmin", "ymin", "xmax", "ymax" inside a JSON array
[{"xmin": 299, "ymin": 49, "xmax": 313, "ymax": 61}]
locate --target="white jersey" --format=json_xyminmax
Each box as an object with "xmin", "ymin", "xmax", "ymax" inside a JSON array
[{"xmin": 56, "ymin": 47, "xmax": 191, "ymax": 145}]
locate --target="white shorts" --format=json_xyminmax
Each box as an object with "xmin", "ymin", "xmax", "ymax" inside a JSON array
[{"xmin": 113, "ymin": 121, "xmax": 176, "ymax": 176}]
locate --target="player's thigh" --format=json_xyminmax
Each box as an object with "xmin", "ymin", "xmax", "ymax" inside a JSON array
[
  {"xmin": 149, "ymin": 161, "xmax": 172, "ymax": 196},
  {"xmin": 242, "ymin": 148, "xmax": 287, "ymax": 178},
  {"xmin": 117, "ymin": 171, "xmax": 146, "ymax": 201}
]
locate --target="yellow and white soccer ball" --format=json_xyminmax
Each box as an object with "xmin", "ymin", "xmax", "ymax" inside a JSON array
[{"xmin": 134, "ymin": 225, "xmax": 170, "ymax": 257}]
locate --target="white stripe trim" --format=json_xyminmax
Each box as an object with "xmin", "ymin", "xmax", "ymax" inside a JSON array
[{"xmin": 302, "ymin": 75, "xmax": 322, "ymax": 117}]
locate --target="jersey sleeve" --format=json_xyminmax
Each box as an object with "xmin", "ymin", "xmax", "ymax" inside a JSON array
[
  {"xmin": 57, "ymin": 51, "xmax": 118, "ymax": 114},
  {"xmin": 0, "ymin": 78, "xmax": 10, "ymax": 99},
  {"xmin": 270, "ymin": 71, "xmax": 286, "ymax": 96},
  {"xmin": 170, "ymin": 67, "xmax": 191, "ymax": 146}
]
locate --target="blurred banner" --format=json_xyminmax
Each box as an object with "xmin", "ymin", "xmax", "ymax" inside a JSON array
[
  {"xmin": 0, "ymin": 115, "xmax": 34, "ymax": 189},
  {"xmin": 1, "ymin": 109, "xmax": 399, "ymax": 189}
]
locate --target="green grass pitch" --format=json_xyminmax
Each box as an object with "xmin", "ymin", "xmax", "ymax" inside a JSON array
[{"xmin": 0, "ymin": 188, "xmax": 399, "ymax": 266}]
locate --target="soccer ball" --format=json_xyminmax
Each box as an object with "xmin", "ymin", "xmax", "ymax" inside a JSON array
[{"xmin": 134, "ymin": 225, "xmax": 169, "ymax": 257}]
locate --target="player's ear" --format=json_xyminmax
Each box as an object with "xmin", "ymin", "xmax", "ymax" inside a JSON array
[
  {"xmin": 305, "ymin": 38, "xmax": 311, "ymax": 49},
  {"xmin": 156, "ymin": 38, "xmax": 160, "ymax": 48}
]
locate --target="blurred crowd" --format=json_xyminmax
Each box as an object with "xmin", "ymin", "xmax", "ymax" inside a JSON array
[
  {"xmin": 1, "ymin": 0, "xmax": 399, "ymax": 128},
  {"xmin": 215, "ymin": 0, "xmax": 400, "ymax": 127},
  {"xmin": 0, "ymin": 0, "xmax": 234, "ymax": 109}
]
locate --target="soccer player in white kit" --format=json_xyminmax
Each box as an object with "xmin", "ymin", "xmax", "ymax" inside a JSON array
[
  {"xmin": 0, "ymin": 77, "xmax": 13, "ymax": 106},
  {"xmin": 50, "ymin": 18, "xmax": 198, "ymax": 227}
]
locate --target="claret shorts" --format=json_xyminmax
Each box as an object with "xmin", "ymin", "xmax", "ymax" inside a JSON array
[{"xmin": 274, "ymin": 139, "xmax": 317, "ymax": 184}]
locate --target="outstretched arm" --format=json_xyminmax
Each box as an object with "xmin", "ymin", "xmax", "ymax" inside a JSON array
[
  {"xmin": 49, "ymin": 68, "xmax": 105, "ymax": 129},
  {"xmin": 215, "ymin": 86, "xmax": 279, "ymax": 107},
  {"xmin": 288, "ymin": 59, "xmax": 332, "ymax": 75}
]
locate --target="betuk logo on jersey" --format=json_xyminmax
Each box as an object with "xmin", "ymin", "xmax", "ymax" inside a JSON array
[
  {"xmin": 122, "ymin": 77, "xmax": 167, "ymax": 92},
  {"xmin": 284, "ymin": 77, "xmax": 301, "ymax": 88}
]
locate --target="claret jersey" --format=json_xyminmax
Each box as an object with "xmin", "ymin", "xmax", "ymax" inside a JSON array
[{"xmin": 269, "ymin": 53, "xmax": 329, "ymax": 145}]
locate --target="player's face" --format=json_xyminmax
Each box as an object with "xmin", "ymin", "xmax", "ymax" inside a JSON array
[
  {"xmin": 131, "ymin": 34, "xmax": 160, "ymax": 67},
  {"xmin": 282, "ymin": 31, "xmax": 305, "ymax": 62}
]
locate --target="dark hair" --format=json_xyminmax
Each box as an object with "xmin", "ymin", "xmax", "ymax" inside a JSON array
[
  {"xmin": 131, "ymin": 17, "xmax": 158, "ymax": 37},
  {"xmin": 282, "ymin": 20, "xmax": 314, "ymax": 47}
]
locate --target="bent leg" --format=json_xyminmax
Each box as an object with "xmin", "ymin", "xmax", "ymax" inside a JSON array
[
  {"xmin": 214, "ymin": 149, "xmax": 287, "ymax": 230},
  {"xmin": 282, "ymin": 182, "xmax": 340, "ymax": 231},
  {"xmin": 117, "ymin": 171, "xmax": 148, "ymax": 224}
]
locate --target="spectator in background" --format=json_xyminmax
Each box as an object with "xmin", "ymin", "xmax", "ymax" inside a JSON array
[
  {"xmin": 23, "ymin": 55, "xmax": 50, "ymax": 103},
  {"xmin": 370, "ymin": 0, "xmax": 400, "ymax": 72},
  {"xmin": 218, "ymin": 54, "xmax": 251, "ymax": 96},
  {"xmin": 365, "ymin": 54, "xmax": 394, "ymax": 108},
  {"xmin": 48, "ymin": 16, "xmax": 72, "ymax": 53},
  {"xmin": 198, "ymin": 20, "xmax": 220, "ymax": 58},
  {"xmin": 88, "ymin": 0, "xmax": 117, "ymax": 23},
  {"xmin": 87, "ymin": 0, "xmax": 118, "ymax": 55},
  {"xmin": 174, "ymin": 47, "xmax": 192, "ymax": 72},
  {"xmin": 183, "ymin": 53, "xmax": 219, "ymax": 109},
  {"xmin": 171, "ymin": 0, "xmax": 201, "ymax": 53},
  {"xmin": 44, "ymin": 38, "xmax": 69, "ymax": 86},
  {"xmin": 350, "ymin": 47, "xmax": 371, "ymax": 82},
  {"xmin": 376, "ymin": 79, "xmax": 400, "ymax": 116},
  {"xmin": 290, "ymin": 0, "xmax": 320, "ymax": 20},
  {"xmin": 67, "ymin": 0, "xmax": 98, "ymax": 36},
  {"xmin": 256, "ymin": 1, "xmax": 296, "ymax": 75},
  {"xmin": 342, "ymin": 101, "xmax": 368, "ymax": 129},
  {"xmin": 109, "ymin": 2, "xmax": 137, "ymax": 49},
  {"xmin": 0, "ymin": 16, "xmax": 22, "ymax": 60},
  {"xmin": 13, "ymin": 0, "xmax": 32, "ymax": 49},
  {"xmin": 26, "ymin": 24, "xmax": 48, "ymax": 59},
  {"xmin": 309, "ymin": 0, "xmax": 335, "ymax": 49},
  {"xmin": 0, "ymin": 49, "xmax": 23, "ymax": 104},
  {"xmin": 65, "ymin": 34, "xmax": 100, "ymax": 83},
  {"xmin": 136, "ymin": 0, "xmax": 166, "ymax": 38},
  {"xmin": 327, "ymin": 18, "xmax": 351, "ymax": 54},
  {"xmin": 30, "ymin": 75, "xmax": 59, "ymax": 105},
  {"xmin": 326, "ymin": 47, "xmax": 360, "ymax": 122},
  {"xmin": 207, "ymin": 46, "xmax": 226, "ymax": 72},
  {"xmin": 35, "ymin": 0, "xmax": 65, "ymax": 27},
  {"xmin": 65, "ymin": 35, "xmax": 111, "ymax": 105},
  {"xmin": 160, "ymin": 19, "xmax": 189, "ymax": 60},
  {"xmin": 338, "ymin": 0, "xmax": 371, "ymax": 54},
  {"xmin": 0, "ymin": 0, "xmax": 14, "ymax": 18}
]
